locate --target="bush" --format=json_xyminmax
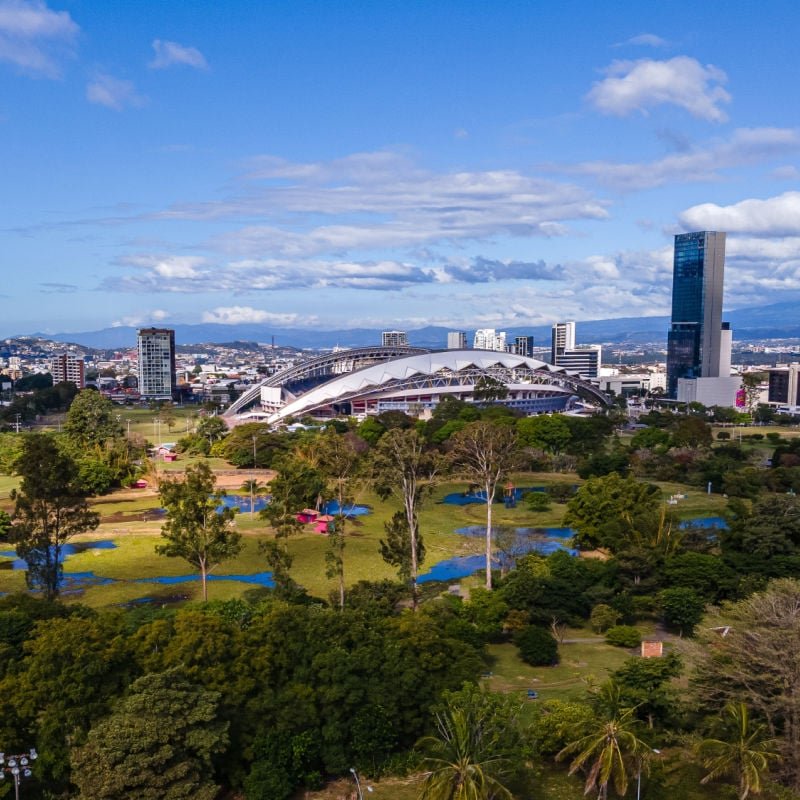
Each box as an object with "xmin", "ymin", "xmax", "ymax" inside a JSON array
[
  {"xmin": 766, "ymin": 432, "xmax": 782, "ymax": 444},
  {"xmin": 524, "ymin": 491, "xmax": 551, "ymax": 512},
  {"xmin": 716, "ymin": 430, "xmax": 730, "ymax": 440},
  {"xmin": 605, "ymin": 625, "xmax": 642, "ymax": 648},
  {"xmin": 514, "ymin": 625, "xmax": 559, "ymax": 666}
]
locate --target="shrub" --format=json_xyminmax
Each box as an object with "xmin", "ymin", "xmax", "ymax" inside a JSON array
[
  {"xmin": 514, "ymin": 625, "xmax": 559, "ymax": 666},
  {"xmin": 524, "ymin": 491, "xmax": 551, "ymax": 512},
  {"xmin": 605, "ymin": 625, "xmax": 642, "ymax": 648},
  {"xmin": 716, "ymin": 431, "xmax": 730, "ymax": 440},
  {"xmin": 766, "ymin": 432, "xmax": 782, "ymax": 444}
]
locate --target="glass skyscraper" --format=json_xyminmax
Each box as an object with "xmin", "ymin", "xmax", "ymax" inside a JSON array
[{"xmin": 666, "ymin": 231, "xmax": 726, "ymax": 397}]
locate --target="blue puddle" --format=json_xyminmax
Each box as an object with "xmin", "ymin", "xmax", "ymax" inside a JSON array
[
  {"xmin": 0, "ymin": 540, "xmax": 118, "ymax": 570},
  {"xmin": 441, "ymin": 487, "xmax": 546, "ymax": 506},
  {"xmin": 680, "ymin": 516, "xmax": 728, "ymax": 529},
  {"xmin": 216, "ymin": 494, "xmax": 271, "ymax": 513},
  {"xmin": 136, "ymin": 571, "xmax": 274, "ymax": 587},
  {"xmin": 320, "ymin": 500, "xmax": 372, "ymax": 517}
]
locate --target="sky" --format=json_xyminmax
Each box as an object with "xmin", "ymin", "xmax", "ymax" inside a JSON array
[{"xmin": 2, "ymin": 0, "xmax": 800, "ymax": 337}]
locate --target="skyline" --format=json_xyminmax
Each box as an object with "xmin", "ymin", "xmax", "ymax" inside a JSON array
[{"xmin": 2, "ymin": 1, "xmax": 800, "ymax": 336}]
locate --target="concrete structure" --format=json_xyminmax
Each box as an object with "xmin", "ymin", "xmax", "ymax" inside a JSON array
[
  {"xmin": 677, "ymin": 376, "xmax": 742, "ymax": 408},
  {"xmin": 473, "ymin": 329, "xmax": 506, "ymax": 351},
  {"xmin": 555, "ymin": 345, "xmax": 602, "ymax": 378},
  {"xmin": 381, "ymin": 330, "xmax": 408, "ymax": 347},
  {"xmin": 551, "ymin": 321, "xmax": 576, "ymax": 364},
  {"xmin": 447, "ymin": 331, "xmax": 468, "ymax": 350},
  {"xmin": 667, "ymin": 231, "xmax": 726, "ymax": 396},
  {"xmin": 719, "ymin": 322, "xmax": 732, "ymax": 377},
  {"xmin": 137, "ymin": 328, "xmax": 176, "ymax": 401},
  {"xmin": 768, "ymin": 364, "xmax": 800, "ymax": 406},
  {"xmin": 262, "ymin": 349, "xmax": 611, "ymax": 424},
  {"xmin": 598, "ymin": 372, "xmax": 666, "ymax": 397},
  {"xmin": 50, "ymin": 353, "xmax": 85, "ymax": 388},
  {"xmin": 514, "ymin": 336, "xmax": 535, "ymax": 358}
]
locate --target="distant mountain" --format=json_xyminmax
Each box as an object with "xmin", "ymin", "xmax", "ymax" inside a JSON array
[{"xmin": 16, "ymin": 300, "xmax": 800, "ymax": 349}]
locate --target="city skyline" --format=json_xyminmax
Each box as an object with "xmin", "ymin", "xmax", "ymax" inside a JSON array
[{"xmin": 2, "ymin": 1, "xmax": 800, "ymax": 337}]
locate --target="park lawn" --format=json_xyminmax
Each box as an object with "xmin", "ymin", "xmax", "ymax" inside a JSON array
[
  {"xmin": 484, "ymin": 641, "xmax": 634, "ymax": 703},
  {"xmin": 0, "ymin": 473, "xmax": 19, "ymax": 504},
  {"xmin": 651, "ymin": 481, "xmax": 730, "ymax": 520}
]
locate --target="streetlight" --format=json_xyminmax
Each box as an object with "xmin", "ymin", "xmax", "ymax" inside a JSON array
[
  {"xmin": 349, "ymin": 767, "xmax": 373, "ymax": 798},
  {"xmin": 636, "ymin": 748, "xmax": 660, "ymax": 800},
  {"xmin": 0, "ymin": 749, "xmax": 37, "ymax": 799}
]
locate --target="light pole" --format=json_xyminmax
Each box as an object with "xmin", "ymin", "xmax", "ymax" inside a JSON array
[
  {"xmin": 636, "ymin": 748, "xmax": 660, "ymax": 800},
  {"xmin": 349, "ymin": 767, "xmax": 373, "ymax": 799},
  {"xmin": 0, "ymin": 749, "xmax": 37, "ymax": 800}
]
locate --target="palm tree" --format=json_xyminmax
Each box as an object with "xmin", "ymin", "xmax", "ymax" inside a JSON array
[
  {"xmin": 696, "ymin": 702, "xmax": 780, "ymax": 800},
  {"xmin": 417, "ymin": 705, "xmax": 514, "ymax": 800},
  {"xmin": 240, "ymin": 478, "xmax": 265, "ymax": 517},
  {"xmin": 557, "ymin": 706, "xmax": 650, "ymax": 799}
]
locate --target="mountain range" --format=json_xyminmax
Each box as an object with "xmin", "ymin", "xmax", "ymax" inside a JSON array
[{"xmin": 18, "ymin": 301, "xmax": 800, "ymax": 350}]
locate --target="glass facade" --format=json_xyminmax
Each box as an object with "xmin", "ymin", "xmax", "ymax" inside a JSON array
[{"xmin": 666, "ymin": 232, "xmax": 725, "ymax": 396}]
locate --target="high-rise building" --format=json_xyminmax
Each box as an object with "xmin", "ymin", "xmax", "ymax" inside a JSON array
[
  {"xmin": 555, "ymin": 345, "xmax": 602, "ymax": 378},
  {"xmin": 137, "ymin": 328, "xmax": 176, "ymax": 400},
  {"xmin": 514, "ymin": 336, "xmax": 535, "ymax": 358},
  {"xmin": 473, "ymin": 329, "xmax": 507, "ymax": 351},
  {"xmin": 447, "ymin": 331, "xmax": 468, "ymax": 349},
  {"xmin": 551, "ymin": 321, "xmax": 576, "ymax": 364},
  {"xmin": 50, "ymin": 353, "xmax": 85, "ymax": 388},
  {"xmin": 768, "ymin": 364, "xmax": 800, "ymax": 406},
  {"xmin": 667, "ymin": 231, "xmax": 726, "ymax": 397},
  {"xmin": 381, "ymin": 330, "xmax": 408, "ymax": 347}
]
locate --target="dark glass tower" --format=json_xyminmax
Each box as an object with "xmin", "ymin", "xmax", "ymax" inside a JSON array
[{"xmin": 666, "ymin": 231, "xmax": 726, "ymax": 397}]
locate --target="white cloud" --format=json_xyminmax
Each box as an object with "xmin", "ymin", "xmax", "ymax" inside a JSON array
[
  {"xmin": 614, "ymin": 33, "xmax": 670, "ymax": 48},
  {"xmin": 585, "ymin": 255, "xmax": 620, "ymax": 279},
  {"xmin": 120, "ymin": 254, "xmax": 206, "ymax": 278},
  {"xmin": 86, "ymin": 72, "xmax": 147, "ymax": 110},
  {"xmin": 679, "ymin": 192, "xmax": 800, "ymax": 236},
  {"xmin": 201, "ymin": 306, "xmax": 310, "ymax": 325},
  {"xmin": 0, "ymin": 0, "xmax": 78, "ymax": 77},
  {"xmin": 557, "ymin": 127, "xmax": 800, "ymax": 191},
  {"xmin": 587, "ymin": 56, "xmax": 731, "ymax": 122},
  {"xmin": 149, "ymin": 39, "xmax": 208, "ymax": 70},
  {"xmin": 770, "ymin": 165, "xmax": 800, "ymax": 181},
  {"xmin": 111, "ymin": 309, "xmax": 170, "ymax": 328},
  {"xmin": 155, "ymin": 150, "xmax": 609, "ymax": 257}
]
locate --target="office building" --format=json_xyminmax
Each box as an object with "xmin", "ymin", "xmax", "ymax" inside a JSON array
[
  {"xmin": 514, "ymin": 336, "xmax": 535, "ymax": 358},
  {"xmin": 137, "ymin": 328, "xmax": 176, "ymax": 400},
  {"xmin": 473, "ymin": 329, "xmax": 507, "ymax": 351},
  {"xmin": 381, "ymin": 330, "xmax": 408, "ymax": 347},
  {"xmin": 768, "ymin": 364, "xmax": 800, "ymax": 406},
  {"xmin": 551, "ymin": 321, "xmax": 576, "ymax": 364},
  {"xmin": 677, "ymin": 376, "xmax": 742, "ymax": 408},
  {"xmin": 447, "ymin": 331, "xmax": 468, "ymax": 350},
  {"xmin": 666, "ymin": 231, "xmax": 726, "ymax": 396},
  {"xmin": 555, "ymin": 345, "xmax": 602, "ymax": 378},
  {"xmin": 50, "ymin": 353, "xmax": 85, "ymax": 388}
]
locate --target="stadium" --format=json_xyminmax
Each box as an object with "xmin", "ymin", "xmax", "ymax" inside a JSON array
[{"xmin": 224, "ymin": 348, "xmax": 610, "ymax": 425}]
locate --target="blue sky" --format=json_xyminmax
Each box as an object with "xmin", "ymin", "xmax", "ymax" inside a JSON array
[{"xmin": 2, "ymin": 0, "xmax": 800, "ymax": 336}]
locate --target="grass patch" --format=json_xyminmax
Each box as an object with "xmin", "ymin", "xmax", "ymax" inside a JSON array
[{"xmin": 484, "ymin": 641, "xmax": 633, "ymax": 703}]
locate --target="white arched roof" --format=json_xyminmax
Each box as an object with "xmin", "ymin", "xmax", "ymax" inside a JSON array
[{"xmin": 268, "ymin": 349, "xmax": 580, "ymax": 422}]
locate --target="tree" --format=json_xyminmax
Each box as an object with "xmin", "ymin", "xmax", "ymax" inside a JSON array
[
  {"xmin": 659, "ymin": 587, "xmax": 705, "ymax": 636},
  {"xmin": 696, "ymin": 703, "xmax": 780, "ymax": 800},
  {"xmin": 450, "ymin": 421, "xmax": 519, "ymax": 590},
  {"xmin": 515, "ymin": 625, "xmax": 558, "ymax": 666},
  {"xmin": 316, "ymin": 431, "xmax": 365, "ymax": 609},
  {"xmin": 417, "ymin": 692, "xmax": 518, "ymax": 799},
  {"xmin": 64, "ymin": 390, "xmax": 122, "ymax": 449},
  {"xmin": 157, "ymin": 462, "xmax": 243, "ymax": 601},
  {"xmin": 557, "ymin": 706, "xmax": 650, "ymax": 800},
  {"xmin": 691, "ymin": 579, "xmax": 800, "ymax": 791},
  {"xmin": 563, "ymin": 473, "xmax": 663, "ymax": 552},
  {"xmin": 517, "ymin": 414, "xmax": 571, "ymax": 454},
  {"xmin": 380, "ymin": 510, "xmax": 425, "ymax": 586},
  {"xmin": 9, "ymin": 434, "xmax": 99, "ymax": 600},
  {"xmin": 473, "ymin": 375, "xmax": 509, "ymax": 403},
  {"xmin": 371, "ymin": 428, "xmax": 441, "ymax": 607},
  {"xmin": 71, "ymin": 669, "xmax": 229, "ymax": 800}
]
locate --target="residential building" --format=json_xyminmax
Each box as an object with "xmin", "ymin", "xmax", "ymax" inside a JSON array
[
  {"xmin": 50, "ymin": 353, "xmax": 85, "ymax": 388},
  {"xmin": 514, "ymin": 336, "xmax": 535, "ymax": 358},
  {"xmin": 137, "ymin": 328, "xmax": 176, "ymax": 401},
  {"xmin": 550, "ymin": 321, "xmax": 575, "ymax": 364},
  {"xmin": 381, "ymin": 330, "xmax": 408, "ymax": 347},
  {"xmin": 473, "ymin": 329, "xmax": 507, "ymax": 351},
  {"xmin": 667, "ymin": 231, "xmax": 726, "ymax": 396},
  {"xmin": 447, "ymin": 331, "xmax": 468, "ymax": 349}
]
